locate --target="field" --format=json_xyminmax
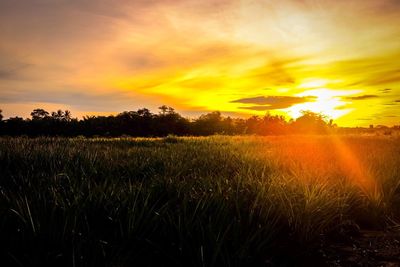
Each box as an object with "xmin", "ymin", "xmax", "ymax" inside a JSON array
[{"xmin": 1, "ymin": 135, "xmax": 400, "ymax": 266}]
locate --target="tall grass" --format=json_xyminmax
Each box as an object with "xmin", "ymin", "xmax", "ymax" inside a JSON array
[{"xmin": 0, "ymin": 135, "xmax": 399, "ymax": 266}]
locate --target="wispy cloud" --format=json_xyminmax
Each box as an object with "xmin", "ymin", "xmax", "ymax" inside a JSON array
[
  {"xmin": 232, "ymin": 96, "xmax": 315, "ymax": 110},
  {"xmin": 238, "ymin": 105, "xmax": 279, "ymax": 111},
  {"xmin": 379, "ymin": 88, "xmax": 392, "ymax": 93},
  {"xmin": 344, "ymin": 95, "xmax": 378, "ymax": 100}
]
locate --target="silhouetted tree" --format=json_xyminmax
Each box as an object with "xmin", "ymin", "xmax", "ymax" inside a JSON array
[
  {"xmin": 51, "ymin": 110, "xmax": 63, "ymax": 121},
  {"xmin": 4, "ymin": 117, "xmax": 26, "ymax": 135},
  {"xmin": 0, "ymin": 107, "xmax": 348, "ymax": 137},
  {"xmin": 158, "ymin": 105, "xmax": 169, "ymax": 115},
  {"xmin": 158, "ymin": 105, "xmax": 176, "ymax": 116},
  {"xmin": 137, "ymin": 108, "xmax": 152, "ymax": 118},
  {"xmin": 64, "ymin": 110, "xmax": 72, "ymax": 122},
  {"xmin": 31, "ymin": 109, "xmax": 49, "ymax": 120},
  {"xmin": 192, "ymin": 111, "xmax": 223, "ymax": 135},
  {"xmin": 243, "ymin": 116, "xmax": 261, "ymax": 134},
  {"xmin": 291, "ymin": 111, "xmax": 331, "ymax": 133},
  {"xmin": 0, "ymin": 109, "xmax": 3, "ymax": 135},
  {"xmin": 155, "ymin": 106, "xmax": 190, "ymax": 136},
  {"xmin": 49, "ymin": 110, "xmax": 72, "ymax": 121}
]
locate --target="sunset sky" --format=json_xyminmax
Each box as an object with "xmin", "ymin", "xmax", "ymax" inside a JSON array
[{"xmin": 1, "ymin": 0, "xmax": 400, "ymax": 126}]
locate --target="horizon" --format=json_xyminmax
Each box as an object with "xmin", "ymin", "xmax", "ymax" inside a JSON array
[
  {"xmin": 1, "ymin": 0, "xmax": 400, "ymax": 127},
  {"xmin": 1, "ymin": 106, "xmax": 399, "ymax": 128}
]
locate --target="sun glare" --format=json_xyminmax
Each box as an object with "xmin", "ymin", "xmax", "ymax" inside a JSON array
[{"xmin": 287, "ymin": 88, "xmax": 360, "ymax": 119}]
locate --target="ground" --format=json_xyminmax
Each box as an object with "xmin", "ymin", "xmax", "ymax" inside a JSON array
[{"xmin": 323, "ymin": 229, "xmax": 400, "ymax": 266}]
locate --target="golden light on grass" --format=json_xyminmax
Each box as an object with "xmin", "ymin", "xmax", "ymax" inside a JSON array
[{"xmin": 329, "ymin": 135, "xmax": 381, "ymax": 202}]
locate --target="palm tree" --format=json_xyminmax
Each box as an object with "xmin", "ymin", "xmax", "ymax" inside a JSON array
[
  {"xmin": 64, "ymin": 110, "xmax": 72, "ymax": 122},
  {"xmin": 51, "ymin": 110, "xmax": 71, "ymax": 121},
  {"xmin": 51, "ymin": 110, "xmax": 64, "ymax": 120}
]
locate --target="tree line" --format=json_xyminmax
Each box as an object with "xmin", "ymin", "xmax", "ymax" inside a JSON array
[{"xmin": 0, "ymin": 106, "xmax": 338, "ymax": 137}]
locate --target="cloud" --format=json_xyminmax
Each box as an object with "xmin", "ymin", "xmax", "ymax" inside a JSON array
[
  {"xmin": 0, "ymin": 64, "xmax": 33, "ymax": 80},
  {"xmin": 0, "ymin": 69, "xmax": 20, "ymax": 80},
  {"xmin": 231, "ymin": 95, "xmax": 313, "ymax": 105},
  {"xmin": 379, "ymin": 88, "xmax": 392, "ymax": 93},
  {"xmin": 231, "ymin": 95, "xmax": 315, "ymax": 110},
  {"xmin": 244, "ymin": 56, "xmax": 307, "ymax": 86},
  {"xmin": 344, "ymin": 95, "xmax": 378, "ymax": 100},
  {"xmin": 0, "ymin": 86, "xmax": 152, "ymax": 112},
  {"xmin": 367, "ymin": 72, "xmax": 400, "ymax": 86},
  {"xmin": 238, "ymin": 105, "xmax": 286, "ymax": 111},
  {"xmin": 0, "ymin": 50, "xmax": 35, "ymax": 80},
  {"xmin": 335, "ymin": 104, "xmax": 351, "ymax": 110}
]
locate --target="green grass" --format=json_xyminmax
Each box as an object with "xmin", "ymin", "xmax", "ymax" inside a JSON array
[{"xmin": 0, "ymin": 135, "xmax": 400, "ymax": 266}]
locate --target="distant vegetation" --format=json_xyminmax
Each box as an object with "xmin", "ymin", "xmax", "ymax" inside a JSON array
[
  {"xmin": 2, "ymin": 107, "xmax": 398, "ymax": 137},
  {"xmin": 1, "ymin": 136, "xmax": 400, "ymax": 266},
  {"xmin": 0, "ymin": 106, "xmax": 342, "ymax": 136}
]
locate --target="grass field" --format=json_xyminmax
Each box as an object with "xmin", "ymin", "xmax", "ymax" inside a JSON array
[{"xmin": 1, "ymin": 135, "xmax": 400, "ymax": 266}]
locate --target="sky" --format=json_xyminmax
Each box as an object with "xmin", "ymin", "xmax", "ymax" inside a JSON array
[{"xmin": 0, "ymin": 0, "xmax": 400, "ymax": 126}]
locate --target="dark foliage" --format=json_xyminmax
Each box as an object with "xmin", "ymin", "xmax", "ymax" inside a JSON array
[{"xmin": 0, "ymin": 106, "xmax": 337, "ymax": 137}]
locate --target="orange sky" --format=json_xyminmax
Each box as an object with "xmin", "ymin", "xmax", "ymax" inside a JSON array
[{"xmin": 0, "ymin": 0, "xmax": 400, "ymax": 126}]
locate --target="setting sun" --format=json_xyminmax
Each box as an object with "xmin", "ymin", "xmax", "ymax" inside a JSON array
[{"xmin": 287, "ymin": 88, "xmax": 359, "ymax": 120}]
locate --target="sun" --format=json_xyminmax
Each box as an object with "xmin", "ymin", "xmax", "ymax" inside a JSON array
[{"xmin": 287, "ymin": 88, "xmax": 359, "ymax": 120}]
